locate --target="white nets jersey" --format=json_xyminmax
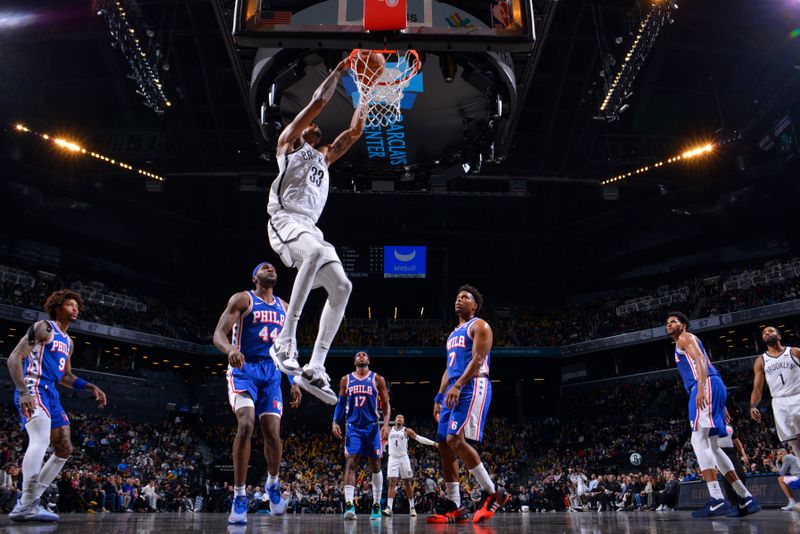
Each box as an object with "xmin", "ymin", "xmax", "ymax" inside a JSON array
[
  {"xmin": 268, "ymin": 142, "xmax": 329, "ymax": 222},
  {"xmin": 388, "ymin": 427, "xmax": 409, "ymax": 458},
  {"xmin": 763, "ymin": 347, "xmax": 800, "ymax": 398}
]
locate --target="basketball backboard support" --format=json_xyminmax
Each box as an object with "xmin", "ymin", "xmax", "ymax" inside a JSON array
[{"xmin": 233, "ymin": 0, "xmax": 536, "ymax": 52}]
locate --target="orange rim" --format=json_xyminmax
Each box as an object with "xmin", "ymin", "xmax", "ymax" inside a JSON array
[{"xmin": 348, "ymin": 49, "xmax": 421, "ymax": 87}]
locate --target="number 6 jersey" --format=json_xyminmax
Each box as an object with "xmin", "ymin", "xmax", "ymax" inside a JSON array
[{"xmin": 268, "ymin": 142, "xmax": 329, "ymax": 223}]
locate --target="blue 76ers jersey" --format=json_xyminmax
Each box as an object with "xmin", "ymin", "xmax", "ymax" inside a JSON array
[
  {"xmin": 445, "ymin": 318, "xmax": 491, "ymax": 385},
  {"xmin": 231, "ymin": 291, "xmax": 286, "ymax": 362},
  {"xmin": 24, "ymin": 321, "xmax": 71, "ymax": 387},
  {"xmin": 675, "ymin": 335, "xmax": 721, "ymax": 393},
  {"xmin": 345, "ymin": 371, "xmax": 380, "ymax": 427}
]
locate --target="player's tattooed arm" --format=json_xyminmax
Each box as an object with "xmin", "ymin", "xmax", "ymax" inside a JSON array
[
  {"xmin": 749, "ymin": 357, "xmax": 765, "ymax": 422},
  {"xmin": 323, "ymin": 104, "xmax": 367, "ymax": 165},
  {"xmin": 7, "ymin": 321, "xmax": 52, "ymax": 393},
  {"xmin": 213, "ymin": 292, "xmax": 250, "ymax": 369},
  {"xmin": 278, "ymin": 58, "xmax": 350, "ymax": 154}
]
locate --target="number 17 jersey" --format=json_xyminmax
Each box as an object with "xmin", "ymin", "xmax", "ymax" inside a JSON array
[{"xmin": 268, "ymin": 142, "xmax": 329, "ymax": 223}]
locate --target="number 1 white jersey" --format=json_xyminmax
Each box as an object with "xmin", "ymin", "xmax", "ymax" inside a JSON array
[
  {"xmin": 763, "ymin": 347, "xmax": 800, "ymax": 398},
  {"xmin": 268, "ymin": 142, "xmax": 329, "ymax": 223},
  {"xmin": 388, "ymin": 427, "xmax": 409, "ymax": 458}
]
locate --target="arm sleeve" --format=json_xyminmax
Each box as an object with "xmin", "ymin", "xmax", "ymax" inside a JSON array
[
  {"xmin": 414, "ymin": 434, "xmax": 436, "ymax": 446},
  {"xmin": 332, "ymin": 395, "xmax": 347, "ymax": 422}
]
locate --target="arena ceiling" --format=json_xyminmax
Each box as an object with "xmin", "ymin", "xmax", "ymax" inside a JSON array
[{"xmin": 1, "ymin": 0, "xmax": 799, "ymax": 298}]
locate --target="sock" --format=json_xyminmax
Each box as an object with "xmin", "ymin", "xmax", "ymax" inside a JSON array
[
  {"xmin": 409, "ymin": 497, "xmax": 415, "ymax": 509},
  {"xmin": 266, "ymin": 473, "xmax": 279, "ymax": 489},
  {"xmin": 234, "ymin": 485, "xmax": 246, "ymax": 497},
  {"xmin": 372, "ymin": 472, "xmax": 383, "ymax": 504},
  {"xmin": 387, "ymin": 497, "xmax": 394, "ymax": 509},
  {"xmin": 20, "ymin": 416, "xmax": 51, "ymax": 506},
  {"xmin": 308, "ymin": 263, "xmax": 351, "ymax": 369},
  {"xmin": 706, "ymin": 481, "xmax": 724, "ymax": 500},
  {"xmin": 446, "ymin": 482, "xmax": 461, "ymax": 507},
  {"xmin": 469, "ymin": 463, "xmax": 496, "ymax": 494},
  {"xmin": 33, "ymin": 455, "xmax": 67, "ymax": 499},
  {"xmin": 345, "ymin": 485, "xmax": 355, "ymax": 503},
  {"xmin": 790, "ymin": 498, "xmax": 797, "ymax": 506},
  {"xmin": 731, "ymin": 479, "xmax": 752, "ymax": 498}
]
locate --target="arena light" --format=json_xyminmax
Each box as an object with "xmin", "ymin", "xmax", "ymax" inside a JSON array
[
  {"xmin": 597, "ymin": 0, "xmax": 677, "ymax": 120},
  {"xmin": 12, "ymin": 122, "xmax": 164, "ymax": 181},
  {"xmin": 96, "ymin": 0, "xmax": 171, "ymax": 113},
  {"xmin": 600, "ymin": 142, "xmax": 715, "ymax": 185}
]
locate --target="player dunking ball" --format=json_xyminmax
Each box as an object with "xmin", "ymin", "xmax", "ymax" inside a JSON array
[
  {"xmin": 382, "ymin": 414, "xmax": 436, "ymax": 517},
  {"xmin": 332, "ymin": 351, "xmax": 391, "ymax": 521},
  {"xmin": 666, "ymin": 312, "xmax": 761, "ymax": 518},
  {"xmin": 749, "ymin": 326, "xmax": 800, "ymax": 457},
  {"xmin": 213, "ymin": 263, "xmax": 303, "ymax": 525},
  {"xmin": 7, "ymin": 290, "xmax": 107, "ymax": 522},
  {"xmin": 429, "ymin": 285, "xmax": 508, "ymax": 524},
  {"xmin": 267, "ymin": 57, "xmax": 367, "ymax": 405}
]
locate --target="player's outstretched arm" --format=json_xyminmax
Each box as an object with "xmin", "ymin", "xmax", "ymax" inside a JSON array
[
  {"xmin": 376, "ymin": 374, "xmax": 392, "ymax": 440},
  {"xmin": 749, "ymin": 357, "xmax": 765, "ymax": 422},
  {"xmin": 213, "ymin": 292, "xmax": 249, "ymax": 369},
  {"xmin": 278, "ymin": 58, "xmax": 350, "ymax": 155},
  {"xmin": 320, "ymin": 103, "xmax": 367, "ymax": 166},
  {"xmin": 7, "ymin": 321, "xmax": 52, "ymax": 418},
  {"xmin": 405, "ymin": 428, "xmax": 436, "ymax": 446},
  {"xmin": 60, "ymin": 348, "xmax": 106, "ymax": 409}
]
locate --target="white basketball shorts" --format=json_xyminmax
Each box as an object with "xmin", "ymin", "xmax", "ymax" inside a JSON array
[
  {"xmin": 387, "ymin": 455, "xmax": 414, "ymax": 479},
  {"xmin": 773, "ymin": 392, "xmax": 800, "ymax": 443},
  {"xmin": 267, "ymin": 211, "xmax": 340, "ymax": 269}
]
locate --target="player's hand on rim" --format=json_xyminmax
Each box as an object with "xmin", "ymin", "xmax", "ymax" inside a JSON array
[
  {"xmin": 332, "ymin": 422, "xmax": 342, "ymax": 439},
  {"xmin": 18, "ymin": 392, "xmax": 36, "ymax": 419},
  {"xmin": 227, "ymin": 349, "xmax": 245, "ymax": 369},
  {"xmin": 290, "ymin": 384, "xmax": 302, "ymax": 408},
  {"xmin": 336, "ymin": 58, "xmax": 351, "ymax": 73}
]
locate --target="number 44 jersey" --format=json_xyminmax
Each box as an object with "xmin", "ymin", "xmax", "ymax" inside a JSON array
[{"xmin": 268, "ymin": 142, "xmax": 329, "ymax": 223}]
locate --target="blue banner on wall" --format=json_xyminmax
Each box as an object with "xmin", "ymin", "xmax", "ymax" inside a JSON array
[{"xmin": 384, "ymin": 246, "xmax": 426, "ymax": 278}]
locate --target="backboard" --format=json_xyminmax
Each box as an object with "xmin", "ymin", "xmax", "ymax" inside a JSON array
[{"xmin": 233, "ymin": 0, "xmax": 536, "ymax": 52}]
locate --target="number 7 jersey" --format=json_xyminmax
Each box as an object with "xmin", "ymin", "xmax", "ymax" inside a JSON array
[{"xmin": 268, "ymin": 142, "xmax": 329, "ymax": 223}]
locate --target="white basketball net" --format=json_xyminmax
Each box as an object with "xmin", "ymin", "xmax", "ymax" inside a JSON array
[{"xmin": 349, "ymin": 49, "xmax": 421, "ymax": 128}]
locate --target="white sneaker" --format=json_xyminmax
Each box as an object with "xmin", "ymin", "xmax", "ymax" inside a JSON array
[
  {"xmin": 296, "ymin": 365, "xmax": 337, "ymax": 405},
  {"xmin": 409, "ymin": 507, "xmax": 417, "ymax": 517},
  {"xmin": 382, "ymin": 507, "xmax": 393, "ymax": 516},
  {"xmin": 9, "ymin": 500, "xmax": 33, "ymax": 522},
  {"xmin": 782, "ymin": 502, "xmax": 797, "ymax": 511},
  {"xmin": 11, "ymin": 498, "xmax": 59, "ymax": 522},
  {"xmin": 269, "ymin": 337, "xmax": 301, "ymax": 376}
]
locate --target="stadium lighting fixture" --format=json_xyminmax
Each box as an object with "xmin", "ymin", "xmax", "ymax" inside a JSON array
[
  {"xmin": 12, "ymin": 122, "xmax": 164, "ymax": 181},
  {"xmin": 600, "ymin": 142, "xmax": 715, "ymax": 185},
  {"xmin": 597, "ymin": 0, "xmax": 677, "ymax": 120}
]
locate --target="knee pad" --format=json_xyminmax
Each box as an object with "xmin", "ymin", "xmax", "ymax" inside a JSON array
[{"xmin": 690, "ymin": 431, "xmax": 716, "ymax": 471}]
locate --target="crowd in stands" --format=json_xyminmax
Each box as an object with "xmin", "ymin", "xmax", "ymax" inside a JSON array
[
  {"xmin": 2, "ymin": 257, "xmax": 799, "ymax": 348},
  {"xmin": 0, "ymin": 359, "xmax": 793, "ymax": 516}
]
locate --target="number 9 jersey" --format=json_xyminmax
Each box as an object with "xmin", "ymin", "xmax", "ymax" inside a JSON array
[{"xmin": 268, "ymin": 142, "xmax": 329, "ymax": 223}]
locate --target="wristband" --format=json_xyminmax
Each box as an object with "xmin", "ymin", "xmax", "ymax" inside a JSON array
[
  {"xmin": 73, "ymin": 377, "xmax": 88, "ymax": 390},
  {"xmin": 434, "ymin": 392, "xmax": 444, "ymax": 405}
]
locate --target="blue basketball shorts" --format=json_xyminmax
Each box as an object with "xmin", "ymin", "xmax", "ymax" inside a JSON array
[
  {"xmin": 688, "ymin": 375, "xmax": 727, "ymax": 437},
  {"xmin": 226, "ymin": 358, "xmax": 283, "ymax": 418},
  {"xmin": 345, "ymin": 423, "xmax": 382, "ymax": 459},
  {"xmin": 437, "ymin": 376, "xmax": 492, "ymax": 443},
  {"xmin": 14, "ymin": 381, "xmax": 69, "ymax": 430}
]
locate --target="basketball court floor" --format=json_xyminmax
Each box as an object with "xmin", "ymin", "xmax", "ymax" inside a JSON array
[{"xmin": 0, "ymin": 511, "xmax": 792, "ymax": 533}]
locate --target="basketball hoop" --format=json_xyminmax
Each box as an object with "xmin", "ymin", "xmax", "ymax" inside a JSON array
[{"xmin": 349, "ymin": 48, "xmax": 421, "ymax": 128}]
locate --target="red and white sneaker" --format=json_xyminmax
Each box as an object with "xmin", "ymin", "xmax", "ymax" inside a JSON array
[
  {"xmin": 473, "ymin": 488, "xmax": 510, "ymax": 523},
  {"xmin": 426, "ymin": 500, "xmax": 470, "ymax": 524}
]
